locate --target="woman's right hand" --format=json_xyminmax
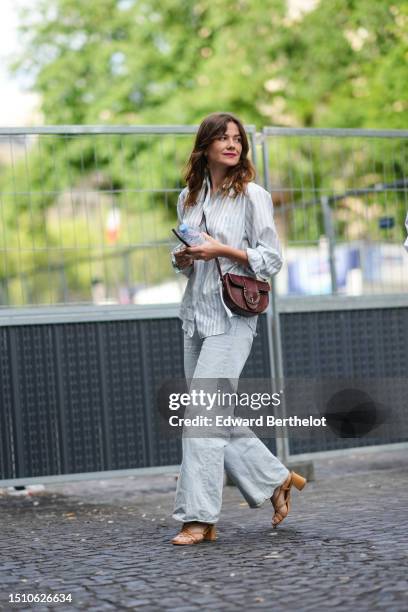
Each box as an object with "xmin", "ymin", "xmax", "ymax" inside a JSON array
[{"xmin": 174, "ymin": 247, "xmax": 194, "ymax": 269}]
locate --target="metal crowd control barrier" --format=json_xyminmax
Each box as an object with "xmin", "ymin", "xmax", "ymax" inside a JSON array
[
  {"xmin": 261, "ymin": 126, "xmax": 408, "ymax": 465},
  {"xmin": 0, "ymin": 298, "xmax": 407, "ymax": 486},
  {"xmin": 0, "ymin": 125, "xmax": 257, "ymax": 309},
  {"xmin": 262, "ymin": 127, "xmax": 408, "ymax": 298},
  {"xmin": 0, "ymin": 125, "xmax": 407, "ymax": 486}
]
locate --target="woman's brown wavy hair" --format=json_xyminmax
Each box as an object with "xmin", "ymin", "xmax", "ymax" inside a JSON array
[{"xmin": 183, "ymin": 112, "xmax": 256, "ymax": 208}]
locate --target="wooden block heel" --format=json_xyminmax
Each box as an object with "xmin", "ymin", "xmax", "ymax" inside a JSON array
[
  {"xmin": 291, "ymin": 471, "xmax": 307, "ymax": 491},
  {"xmin": 204, "ymin": 524, "xmax": 217, "ymax": 541}
]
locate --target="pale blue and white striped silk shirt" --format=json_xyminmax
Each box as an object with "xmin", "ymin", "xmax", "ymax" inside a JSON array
[{"xmin": 172, "ymin": 171, "xmax": 283, "ymax": 338}]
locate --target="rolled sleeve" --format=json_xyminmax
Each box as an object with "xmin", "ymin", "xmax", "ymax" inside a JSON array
[
  {"xmin": 245, "ymin": 185, "xmax": 283, "ymax": 280},
  {"xmin": 171, "ymin": 245, "xmax": 194, "ymax": 277}
]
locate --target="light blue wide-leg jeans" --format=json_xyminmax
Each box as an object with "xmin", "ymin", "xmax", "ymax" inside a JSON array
[{"xmin": 172, "ymin": 316, "xmax": 290, "ymax": 524}]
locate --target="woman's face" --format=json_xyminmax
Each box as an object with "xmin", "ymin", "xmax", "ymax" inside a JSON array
[{"xmin": 205, "ymin": 121, "xmax": 243, "ymax": 168}]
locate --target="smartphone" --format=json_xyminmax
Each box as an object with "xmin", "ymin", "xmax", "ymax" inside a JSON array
[{"xmin": 172, "ymin": 228, "xmax": 191, "ymax": 247}]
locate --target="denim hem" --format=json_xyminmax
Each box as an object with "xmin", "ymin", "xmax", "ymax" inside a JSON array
[
  {"xmin": 250, "ymin": 494, "xmax": 272, "ymax": 509},
  {"xmin": 172, "ymin": 514, "xmax": 219, "ymax": 524}
]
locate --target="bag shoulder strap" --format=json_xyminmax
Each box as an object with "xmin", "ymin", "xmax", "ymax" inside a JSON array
[{"xmin": 202, "ymin": 208, "xmax": 223, "ymax": 281}]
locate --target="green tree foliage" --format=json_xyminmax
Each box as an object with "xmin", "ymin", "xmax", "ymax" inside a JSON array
[
  {"xmin": 12, "ymin": 0, "xmax": 407, "ymax": 128},
  {"xmin": 0, "ymin": 0, "xmax": 407, "ymax": 305}
]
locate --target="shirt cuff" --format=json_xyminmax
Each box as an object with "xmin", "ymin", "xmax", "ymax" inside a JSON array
[
  {"xmin": 246, "ymin": 247, "xmax": 265, "ymax": 277},
  {"xmin": 246, "ymin": 246, "xmax": 283, "ymax": 280},
  {"xmin": 171, "ymin": 251, "xmax": 194, "ymax": 276}
]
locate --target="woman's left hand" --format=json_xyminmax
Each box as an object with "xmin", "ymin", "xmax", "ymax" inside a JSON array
[{"xmin": 185, "ymin": 233, "xmax": 224, "ymax": 261}]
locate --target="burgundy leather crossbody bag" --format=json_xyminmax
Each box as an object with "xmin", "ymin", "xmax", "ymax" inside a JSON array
[{"xmin": 203, "ymin": 210, "xmax": 270, "ymax": 317}]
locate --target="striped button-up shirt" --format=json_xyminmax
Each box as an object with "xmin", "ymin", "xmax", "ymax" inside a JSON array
[{"xmin": 172, "ymin": 171, "xmax": 283, "ymax": 338}]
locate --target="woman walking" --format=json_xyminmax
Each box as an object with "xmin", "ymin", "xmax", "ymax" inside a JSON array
[{"xmin": 171, "ymin": 112, "xmax": 306, "ymax": 545}]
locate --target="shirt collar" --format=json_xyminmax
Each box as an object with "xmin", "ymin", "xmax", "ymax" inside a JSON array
[
  {"xmin": 204, "ymin": 168, "xmax": 211, "ymax": 192},
  {"xmin": 202, "ymin": 169, "xmax": 235, "ymax": 200},
  {"xmin": 197, "ymin": 169, "xmax": 211, "ymax": 204}
]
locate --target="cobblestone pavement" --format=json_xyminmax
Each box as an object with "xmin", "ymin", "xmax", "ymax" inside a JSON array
[{"xmin": 0, "ymin": 448, "xmax": 407, "ymax": 612}]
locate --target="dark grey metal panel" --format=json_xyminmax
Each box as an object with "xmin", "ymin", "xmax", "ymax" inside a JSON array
[
  {"xmin": 280, "ymin": 308, "xmax": 408, "ymax": 454},
  {"xmin": 56, "ymin": 323, "xmax": 106, "ymax": 474},
  {"xmin": 0, "ymin": 314, "xmax": 274, "ymax": 479},
  {"xmin": 98, "ymin": 320, "xmax": 149, "ymax": 470},
  {"xmin": 2, "ymin": 308, "xmax": 406, "ymax": 480},
  {"xmin": 9, "ymin": 325, "xmax": 61, "ymax": 478},
  {"xmin": 139, "ymin": 317, "xmax": 183, "ymax": 468},
  {"xmin": 0, "ymin": 327, "xmax": 14, "ymax": 478}
]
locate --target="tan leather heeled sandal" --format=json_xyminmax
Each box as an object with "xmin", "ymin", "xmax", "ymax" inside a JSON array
[
  {"xmin": 171, "ymin": 522, "xmax": 217, "ymax": 545},
  {"xmin": 271, "ymin": 471, "xmax": 307, "ymax": 528}
]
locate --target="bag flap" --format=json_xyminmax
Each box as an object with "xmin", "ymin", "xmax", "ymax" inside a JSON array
[{"xmin": 226, "ymin": 273, "xmax": 270, "ymax": 292}]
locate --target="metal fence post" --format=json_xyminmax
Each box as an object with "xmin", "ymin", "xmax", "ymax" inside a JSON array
[
  {"xmin": 249, "ymin": 129, "xmax": 257, "ymax": 174},
  {"xmin": 320, "ymin": 195, "xmax": 338, "ymax": 294},
  {"xmin": 261, "ymin": 130, "xmax": 290, "ymax": 465}
]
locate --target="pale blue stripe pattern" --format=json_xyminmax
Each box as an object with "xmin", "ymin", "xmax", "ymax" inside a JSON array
[{"xmin": 172, "ymin": 171, "xmax": 283, "ymax": 339}]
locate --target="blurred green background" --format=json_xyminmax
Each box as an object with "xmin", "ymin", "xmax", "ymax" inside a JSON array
[{"xmin": 0, "ymin": 0, "xmax": 407, "ymax": 305}]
